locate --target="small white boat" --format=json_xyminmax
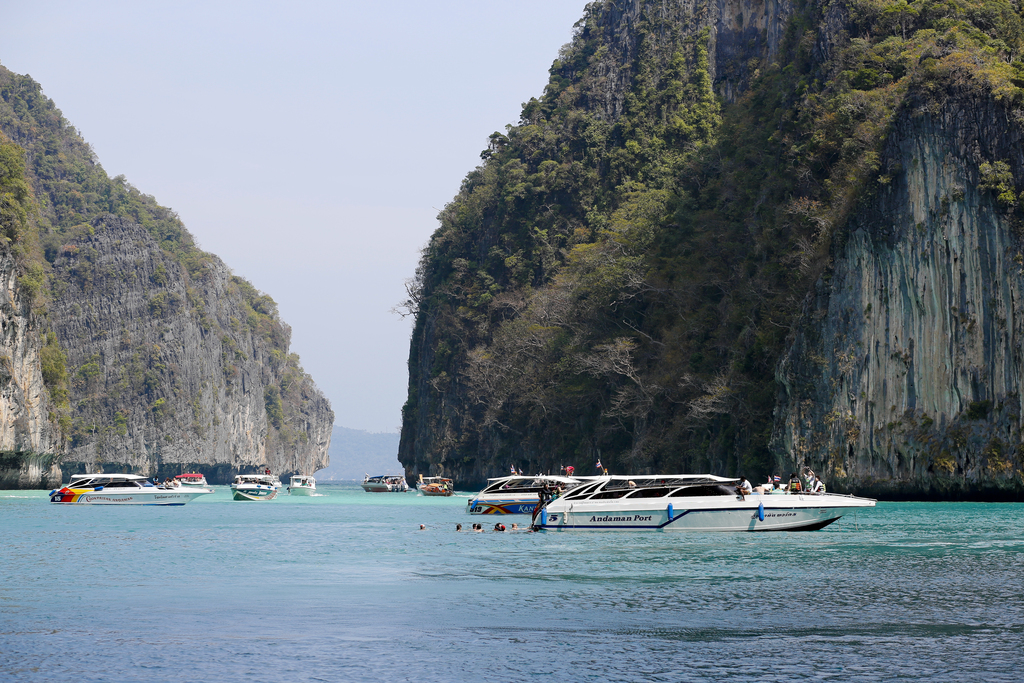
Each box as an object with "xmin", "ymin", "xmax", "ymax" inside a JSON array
[
  {"xmin": 174, "ymin": 473, "xmax": 209, "ymax": 487},
  {"xmin": 361, "ymin": 474, "xmax": 409, "ymax": 492},
  {"xmin": 467, "ymin": 475, "xmax": 583, "ymax": 515},
  {"xmin": 534, "ymin": 474, "xmax": 876, "ymax": 531},
  {"xmin": 230, "ymin": 474, "xmax": 280, "ymax": 501},
  {"xmin": 288, "ymin": 475, "xmax": 316, "ymax": 496},
  {"xmin": 49, "ymin": 474, "xmax": 213, "ymax": 505},
  {"xmin": 417, "ymin": 475, "xmax": 454, "ymax": 497}
]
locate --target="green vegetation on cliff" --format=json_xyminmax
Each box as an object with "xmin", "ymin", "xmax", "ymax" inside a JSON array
[{"xmin": 402, "ymin": 0, "xmax": 1024, "ymax": 485}]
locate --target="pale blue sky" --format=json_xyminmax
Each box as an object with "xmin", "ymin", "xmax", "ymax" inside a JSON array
[{"xmin": 1, "ymin": 0, "xmax": 591, "ymax": 432}]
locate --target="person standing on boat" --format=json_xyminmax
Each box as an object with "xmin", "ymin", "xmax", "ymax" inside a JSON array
[
  {"xmin": 533, "ymin": 485, "xmax": 551, "ymax": 525},
  {"xmin": 802, "ymin": 467, "xmax": 816, "ymax": 491},
  {"xmin": 788, "ymin": 473, "xmax": 802, "ymax": 493}
]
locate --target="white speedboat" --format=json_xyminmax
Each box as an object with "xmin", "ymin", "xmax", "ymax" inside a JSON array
[
  {"xmin": 174, "ymin": 472, "xmax": 209, "ymax": 487},
  {"xmin": 230, "ymin": 474, "xmax": 280, "ymax": 501},
  {"xmin": 288, "ymin": 475, "xmax": 316, "ymax": 496},
  {"xmin": 467, "ymin": 475, "xmax": 583, "ymax": 515},
  {"xmin": 361, "ymin": 474, "xmax": 409, "ymax": 492},
  {"xmin": 417, "ymin": 475, "xmax": 454, "ymax": 496},
  {"xmin": 533, "ymin": 475, "xmax": 875, "ymax": 531},
  {"xmin": 49, "ymin": 474, "xmax": 213, "ymax": 505}
]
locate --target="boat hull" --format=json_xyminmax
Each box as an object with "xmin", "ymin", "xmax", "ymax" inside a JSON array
[
  {"xmin": 231, "ymin": 486, "xmax": 278, "ymax": 501},
  {"xmin": 538, "ymin": 494, "xmax": 874, "ymax": 531},
  {"xmin": 289, "ymin": 486, "xmax": 315, "ymax": 496},
  {"xmin": 467, "ymin": 498, "xmax": 538, "ymax": 514},
  {"xmin": 361, "ymin": 484, "xmax": 407, "ymax": 492},
  {"xmin": 419, "ymin": 486, "xmax": 453, "ymax": 497},
  {"xmin": 50, "ymin": 488, "xmax": 212, "ymax": 505}
]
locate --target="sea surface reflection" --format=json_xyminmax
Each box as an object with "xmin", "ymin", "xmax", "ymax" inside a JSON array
[{"xmin": 1, "ymin": 486, "xmax": 1021, "ymax": 681}]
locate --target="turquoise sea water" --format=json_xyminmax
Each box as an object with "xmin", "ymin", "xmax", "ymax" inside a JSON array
[{"xmin": 1, "ymin": 484, "xmax": 1022, "ymax": 682}]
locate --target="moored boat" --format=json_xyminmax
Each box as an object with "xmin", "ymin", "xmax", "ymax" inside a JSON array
[
  {"xmin": 361, "ymin": 474, "xmax": 409, "ymax": 492},
  {"xmin": 49, "ymin": 474, "xmax": 213, "ymax": 505},
  {"xmin": 174, "ymin": 472, "xmax": 209, "ymax": 487},
  {"xmin": 417, "ymin": 475, "xmax": 454, "ymax": 497},
  {"xmin": 230, "ymin": 474, "xmax": 280, "ymax": 501},
  {"xmin": 533, "ymin": 474, "xmax": 876, "ymax": 531},
  {"xmin": 288, "ymin": 475, "xmax": 316, "ymax": 496},
  {"xmin": 467, "ymin": 475, "xmax": 583, "ymax": 515}
]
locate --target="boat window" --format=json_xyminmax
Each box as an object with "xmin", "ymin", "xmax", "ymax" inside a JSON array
[
  {"xmin": 563, "ymin": 482, "xmax": 602, "ymax": 500},
  {"xmin": 669, "ymin": 485, "xmax": 736, "ymax": 497},
  {"xmin": 588, "ymin": 488, "xmax": 632, "ymax": 499},
  {"xmin": 625, "ymin": 487, "xmax": 672, "ymax": 498}
]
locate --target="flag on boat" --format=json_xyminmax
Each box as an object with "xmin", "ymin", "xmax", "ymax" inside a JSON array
[
  {"xmin": 510, "ymin": 464, "xmax": 516, "ymax": 474},
  {"xmin": 773, "ymin": 475, "xmax": 781, "ymax": 482},
  {"xmin": 595, "ymin": 459, "xmax": 602, "ymax": 470}
]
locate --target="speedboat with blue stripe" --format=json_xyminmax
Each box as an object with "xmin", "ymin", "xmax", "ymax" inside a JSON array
[
  {"xmin": 467, "ymin": 475, "xmax": 584, "ymax": 515},
  {"xmin": 533, "ymin": 475, "xmax": 875, "ymax": 531}
]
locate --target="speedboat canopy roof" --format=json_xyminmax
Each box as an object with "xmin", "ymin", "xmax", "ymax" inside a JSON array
[
  {"xmin": 479, "ymin": 475, "xmax": 584, "ymax": 494},
  {"xmin": 233, "ymin": 474, "xmax": 278, "ymax": 484},
  {"xmin": 69, "ymin": 473, "xmax": 148, "ymax": 483},
  {"xmin": 484, "ymin": 475, "xmax": 581, "ymax": 485}
]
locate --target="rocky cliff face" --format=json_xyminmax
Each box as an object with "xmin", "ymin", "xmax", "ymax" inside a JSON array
[
  {"xmin": 0, "ymin": 65, "xmax": 334, "ymax": 488},
  {"xmin": 0, "ymin": 247, "xmax": 59, "ymax": 488},
  {"xmin": 774, "ymin": 94, "xmax": 1024, "ymax": 499},
  {"xmin": 710, "ymin": 0, "xmax": 793, "ymax": 101},
  {"xmin": 569, "ymin": 0, "xmax": 792, "ymax": 119},
  {"xmin": 400, "ymin": 0, "xmax": 797, "ymax": 486},
  {"xmin": 405, "ymin": 0, "xmax": 1024, "ymax": 498},
  {"xmin": 46, "ymin": 217, "xmax": 333, "ymax": 484}
]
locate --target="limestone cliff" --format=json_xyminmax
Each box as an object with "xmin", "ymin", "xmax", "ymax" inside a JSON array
[
  {"xmin": 0, "ymin": 246, "xmax": 59, "ymax": 487},
  {"xmin": 557, "ymin": 0, "xmax": 792, "ymax": 120},
  {"xmin": 773, "ymin": 93, "xmax": 1024, "ymax": 499},
  {"xmin": 46, "ymin": 217, "xmax": 334, "ymax": 484},
  {"xmin": 400, "ymin": 0, "xmax": 1024, "ymax": 498},
  {"xmin": 400, "ymin": 0, "xmax": 797, "ymax": 486},
  {"xmin": 0, "ymin": 65, "xmax": 333, "ymax": 487}
]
